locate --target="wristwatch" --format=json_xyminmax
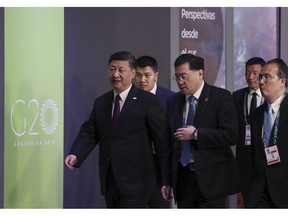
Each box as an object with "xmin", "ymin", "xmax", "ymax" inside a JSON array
[{"xmin": 192, "ymin": 129, "xmax": 198, "ymax": 140}]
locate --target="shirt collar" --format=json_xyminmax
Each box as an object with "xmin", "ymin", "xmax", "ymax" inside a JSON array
[
  {"xmin": 185, "ymin": 80, "xmax": 204, "ymax": 101},
  {"xmin": 150, "ymin": 83, "xmax": 157, "ymax": 95},
  {"xmin": 113, "ymin": 84, "xmax": 132, "ymax": 102},
  {"xmin": 249, "ymin": 88, "xmax": 262, "ymax": 97},
  {"xmin": 269, "ymin": 94, "xmax": 285, "ymax": 114}
]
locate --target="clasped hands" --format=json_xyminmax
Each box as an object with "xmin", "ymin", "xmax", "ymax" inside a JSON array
[{"xmin": 174, "ymin": 125, "xmax": 196, "ymax": 141}]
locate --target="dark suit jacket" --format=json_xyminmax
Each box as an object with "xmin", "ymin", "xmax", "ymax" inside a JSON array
[
  {"xmin": 156, "ymin": 85, "xmax": 175, "ymax": 112},
  {"xmin": 232, "ymin": 87, "xmax": 253, "ymax": 202},
  {"xmin": 70, "ymin": 84, "xmax": 166, "ymax": 196},
  {"xmin": 164, "ymin": 82, "xmax": 239, "ymax": 200},
  {"xmin": 248, "ymin": 96, "xmax": 288, "ymax": 207},
  {"xmin": 153, "ymin": 85, "xmax": 175, "ymax": 184}
]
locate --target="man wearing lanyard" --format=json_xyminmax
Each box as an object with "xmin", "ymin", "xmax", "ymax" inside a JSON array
[
  {"xmin": 232, "ymin": 57, "xmax": 265, "ymax": 207},
  {"xmin": 248, "ymin": 58, "xmax": 288, "ymax": 208}
]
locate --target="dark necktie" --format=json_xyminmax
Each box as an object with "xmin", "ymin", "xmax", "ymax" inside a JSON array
[
  {"xmin": 112, "ymin": 94, "xmax": 121, "ymax": 126},
  {"xmin": 250, "ymin": 92, "xmax": 257, "ymax": 115},
  {"xmin": 248, "ymin": 92, "xmax": 257, "ymax": 123},
  {"xmin": 180, "ymin": 96, "xmax": 197, "ymax": 166},
  {"xmin": 263, "ymin": 104, "xmax": 273, "ymax": 146}
]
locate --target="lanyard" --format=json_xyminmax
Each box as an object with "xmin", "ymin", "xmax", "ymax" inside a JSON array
[
  {"xmin": 263, "ymin": 93, "xmax": 286, "ymax": 147},
  {"xmin": 243, "ymin": 92, "xmax": 249, "ymax": 124},
  {"xmin": 263, "ymin": 110, "xmax": 280, "ymax": 148},
  {"xmin": 244, "ymin": 91, "xmax": 263, "ymax": 124}
]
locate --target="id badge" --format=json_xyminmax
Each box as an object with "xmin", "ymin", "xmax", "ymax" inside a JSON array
[
  {"xmin": 265, "ymin": 145, "xmax": 281, "ymax": 165},
  {"xmin": 245, "ymin": 124, "xmax": 251, "ymax": 146}
]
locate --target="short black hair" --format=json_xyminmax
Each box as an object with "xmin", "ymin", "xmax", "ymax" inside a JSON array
[
  {"xmin": 174, "ymin": 54, "xmax": 204, "ymax": 71},
  {"xmin": 245, "ymin": 57, "xmax": 265, "ymax": 68},
  {"xmin": 108, "ymin": 51, "xmax": 137, "ymax": 69},
  {"xmin": 136, "ymin": 56, "xmax": 158, "ymax": 72},
  {"xmin": 264, "ymin": 58, "xmax": 288, "ymax": 88},
  {"xmin": 265, "ymin": 58, "xmax": 288, "ymax": 79}
]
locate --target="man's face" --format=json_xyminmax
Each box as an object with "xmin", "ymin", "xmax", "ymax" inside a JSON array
[
  {"xmin": 134, "ymin": 66, "xmax": 158, "ymax": 92},
  {"xmin": 259, "ymin": 63, "xmax": 286, "ymax": 103},
  {"xmin": 174, "ymin": 62, "xmax": 203, "ymax": 95},
  {"xmin": 245, "ymin": 64, "xmax": 262, "ymax": 91},
  {"xmin": 108, "ymin": 60, "xmax": 135, "ymax": 93}
]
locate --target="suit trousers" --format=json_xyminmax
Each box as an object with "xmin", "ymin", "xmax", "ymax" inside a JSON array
[
  {"xmin": 176, "ymin": 162, "xmax": 226, "ymax": 208},
  {"xmin": 105, "ymin": 164, "xmax": 149, "ymax": 208},
  {"xmin": 255, "ymin": 184, "xmax": 276, "ymax": 208},
  {"xmin": 148, "ymin": 185, "xmax": 170, "ymax": 208},
  {"xmin": 147, "ymin": 154, "xmax": 170, "ymax": 208}
]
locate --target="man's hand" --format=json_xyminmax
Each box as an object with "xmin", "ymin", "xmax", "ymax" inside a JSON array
[
  {"xmin": 161, "ymin": 186, "xmax": 173, "ymax": 201},
  {"xmin": 174, "ymin": 125, "xmax": 196, "ymax": 141},
  {"xmin": 64, "ymin": 154, "xmax": 78, "ymax": 170}
]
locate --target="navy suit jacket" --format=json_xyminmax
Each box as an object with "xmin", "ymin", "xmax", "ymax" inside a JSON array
[
  {"xmin": 248, "ymin": 96, "xmax": 288, "ymax": 207},
  {"xmin": 69, "ymin": 84, "xmax": 166, "ymax": 196},
  {"xmin": 164, "ymin": 82, "xmax": 239, "ymax": 200},
  {"xmin": 156, "ymin": 85, "xmax": 175, "ymax": 111},
  {"xmin": 153, "ymin": 85, "xmax": 175, "ymax": 184}
]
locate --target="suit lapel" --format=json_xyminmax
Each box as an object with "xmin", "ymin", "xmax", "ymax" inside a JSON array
[
  {"xmin": 279, "ymin": 96, "xmax": 288, "ymax": 125},
  {"xmin": 243, "ymin": 87, "xmax": 250, "ymax": 121},
  {"xmin": 176, "ymin": 93, "xmax": 186, "ymax": 127},
  {"xmin": 173, "ymin": 93, "xmax": 185, "ymax": 152},
  {"xmin": 156, "ymin": 86, "xmax": 165, "ymax": 105},
  {"xmin": 272, "ymin": 95, "xmax": 288, "ymax": 146},
  {"xmin": 112, "ymin": 85, "xmax": 139, "ymax": 130},
  {"xmin": 276, "ymin": 96, "xmax": 288, "ymax": 152},
  {"xmin": 106, "ymin": 91, "xmax": 115, "ymax": 129},
  {"xmin": 194, "ymin": 83, "xmax": 210, "ymax": 126},
  {"xmin": 254, "ymin": 103, "xmax": 266, "ymax": 148}
]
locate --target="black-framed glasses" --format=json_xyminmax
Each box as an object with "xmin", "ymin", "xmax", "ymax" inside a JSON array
[
  {"xmin": 173, "ymin": 70, "xmax": 199, "ymax": 82},
  {"xmin": 173, "ymin": 74, "xmax": 191, "ymax": 82},
  {"xmin": 257, "ymin": 73, "xmax": 279, "ymax": 81}
]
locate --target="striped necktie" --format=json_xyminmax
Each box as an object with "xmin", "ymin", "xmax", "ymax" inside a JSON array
[
  {"xmin": 263, "ymin": 104, "xmax": 273, "ymax": 146},
  {"xmin": 112, "ymin": 94, "xmax": 121, "ymax": 126},
  {"xmin": 180, "ymin": 96, "xmax": 197, "ymax": 166}
]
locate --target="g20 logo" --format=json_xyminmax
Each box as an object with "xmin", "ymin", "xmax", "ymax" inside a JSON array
[{"xmin": 10, "ymin": 98, "xmax": 59, "ymax": 136}]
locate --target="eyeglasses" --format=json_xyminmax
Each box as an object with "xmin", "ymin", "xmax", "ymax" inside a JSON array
[
  {"xmin": 173, "ymin": 70, "xmax": 199, "ymax": 82},
  {"xmin": 173, "ymin": 74, "xmax": 191, "ymax": 82},
  {"xmin": 257, "ymin": 73, "xmax": 279, "ymax": 81}
]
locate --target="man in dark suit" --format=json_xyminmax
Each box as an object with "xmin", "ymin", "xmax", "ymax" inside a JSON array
[
  {"xmin": 64, "ymin": 51, "xmax": 166, "ymax": 208},
  {"xmin": 248, "ymin": 58, "xmax": 288, "ymax": 208},
  {"xmin": 134, "ymin": 55, "xmax": 174, "ymax": 208},
  {"xmin": 161, "ymin": 54, "xmax": 239, "ymax": 208},
  {"xmin": 135, "ymin": 56, "xmax": 175, "ymax": 111},
  {"xmin": 232, "ymin": 57, "xmax": 265, "ymax": 207}
]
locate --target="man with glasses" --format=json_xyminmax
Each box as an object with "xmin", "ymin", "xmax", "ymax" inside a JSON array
[
  {"xmin": 134, "ymin": 55, "xmax": 174, "ymax": 208},
  {"xmin": 161, "ymin": 54, "xmax": 239, "ymax": 208},
  {"xmin": 232, "ymin": 57, "xmax": 265, "ymax": 208},
  {"xmin": 247, "ymin": 58, "xmax": 288, "ymax": 208},
  {"xmin": 64, "ymin": 51, "xmax": 166, "ymax": 208}
]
